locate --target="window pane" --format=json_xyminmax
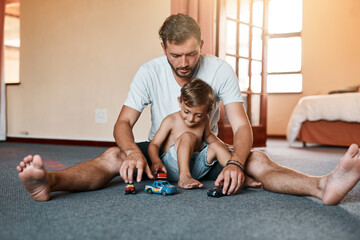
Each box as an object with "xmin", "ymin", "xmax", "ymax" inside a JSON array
[
  {"xmin": 252, "ymin": 0, "xmax": 263, "ymax": 27},
  {"xmin": 251, "ymin": 60, "xmax": 262, "ymax": 93},
  {"xmin": 239, "ymin": 24, "xmax": 249, "ymax": 58},
  {"xmin": 251, "ymin": 94, "xmax": 261, "ymax": 125},
  {"xmin": 267, "ymin": 74, "xmax": 302, "ymax": 93},
  {"xmin": 226, "ymin": 0, "xmax": 238, "ymax": 19},
  {"xmin": 226, "ymin": 20, "xmax": 237, "ymax": 55},
  {"xmin": 238, "ymin": 58, "xmax": 249, "ymax": 91},
  {"xmin": 267, "ymin": 37, "xmax": 301, "ymax": 72},
  {"xmin": 240, "ymin": 0, "xmax": 251, "ymax": 23},
  {"xmin": 225, "ymin": 55, "xmax": 237, "ymax": 73},
  {"xmin": 252, "ymin": 27, "xmax": 262, "ymax": 60},
  {"xmin": 268, "ymin": 0, "xmax": 302, "ymax": 34}
]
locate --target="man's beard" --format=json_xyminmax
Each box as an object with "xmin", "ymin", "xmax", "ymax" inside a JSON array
[{"xmin": 167, "ymin": 58, "xmax": 199, "ymax": 79}]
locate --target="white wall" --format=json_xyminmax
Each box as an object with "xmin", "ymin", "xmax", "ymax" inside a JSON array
[{"xmin": 7, "ymin": 0, "xmax": 170, "ymax": 141}]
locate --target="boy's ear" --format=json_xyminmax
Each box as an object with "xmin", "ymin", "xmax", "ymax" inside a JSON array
[{"xmin": 177, "ymin": 97, "xmax": 181, "ymax": 105}]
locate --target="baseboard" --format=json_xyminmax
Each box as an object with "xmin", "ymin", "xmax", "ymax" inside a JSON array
[
  {"xmin": 267, "ymin": 134, "xmax": 286, "ymax": 139},
  {"xmin": 6, "ymin": 136, "xmax": 117, "ymax": 147}
]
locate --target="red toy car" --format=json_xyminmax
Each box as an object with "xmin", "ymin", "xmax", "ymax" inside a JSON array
[
  {"xmin": 124, "ymin": 183, "xmax": 136, "ymax": 195},
  {"xmin": 155, "ymin": 170, "xmax": 167, "ymax": 180}
]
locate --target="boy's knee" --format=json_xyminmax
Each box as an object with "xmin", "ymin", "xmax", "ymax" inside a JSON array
[
  {"xmin": 207, "ymin": 141, "xmax": 223, "ymax": 152},
  {"xmin": 178, "ymin": 132, "xmax": 197, "ymax": 143}
]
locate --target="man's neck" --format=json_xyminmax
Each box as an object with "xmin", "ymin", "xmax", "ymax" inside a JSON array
[{"xmin": 173, "ymin": 75, "xmax": 191, "ymax": 87}]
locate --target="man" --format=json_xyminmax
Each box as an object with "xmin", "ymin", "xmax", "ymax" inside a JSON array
[{"xmin": 17, "ymin": 14, "xmax": 360, "ymax": 205}]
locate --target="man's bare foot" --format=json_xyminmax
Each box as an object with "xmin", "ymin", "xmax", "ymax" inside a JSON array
[
  {"xmin": 17, "ymin": 155, "xmax": 51, "ymax": 201},
  {"xmin": 178, "ymin": 174, "xmax": 204, "ymax": 189},
  {"xmin": 321, "ymin": 144, "xmax": 360, "ymax": 205}
]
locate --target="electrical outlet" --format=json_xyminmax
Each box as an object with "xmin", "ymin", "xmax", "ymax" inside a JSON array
[{"xmin": 95, "ymin": 109, "xmax": 107, "ymax": 124}]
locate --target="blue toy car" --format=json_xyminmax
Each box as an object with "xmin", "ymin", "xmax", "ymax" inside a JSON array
[{"xmin": 145, "ymin": 180, "xmax": 177, "ymax": 196}]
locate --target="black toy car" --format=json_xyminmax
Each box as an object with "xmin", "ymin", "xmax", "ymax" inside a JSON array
[
  {"xmin": 207, "ymin": 180, "xmax": 227, "ymax": 198},
  {"xmin": 124, "ymin": 184, "xmax": 136, "ymax": 195},
  {"xmin": 207, "ymin": 186, "xmax": 225, "ymax": 198}
]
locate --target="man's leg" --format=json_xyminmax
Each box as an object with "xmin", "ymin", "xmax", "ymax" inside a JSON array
[
  {"xmin": 175, "ymin": 132, "xmax": 204, "ymax": 189},
  {"xmin": 245, "ymin": 144, "xmax": 360, "ymax": 205},
  {"xmin": 17, "ymin": 146, "xmax": 125, "ymax": 201}
]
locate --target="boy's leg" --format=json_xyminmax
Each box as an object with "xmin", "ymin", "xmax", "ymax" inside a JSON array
[
  {"xmin": 174, "ymin": 132, "xmax": 204, "ymax": 189},
  {"xmin": 245, "ymin": 144, "xmax": 360, "ymax": 205},
  {"xmin": 17, "ymin": 142, "xmax": 152, "ymax": 201},
  {"xmin": 190, "ymin": 143, "xmax": 215, "ymax": 180}
]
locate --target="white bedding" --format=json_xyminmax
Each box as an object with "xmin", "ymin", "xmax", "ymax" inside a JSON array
[{"xmin": 286, "ymin": 92, "xmax": 360, "ymax": 145}]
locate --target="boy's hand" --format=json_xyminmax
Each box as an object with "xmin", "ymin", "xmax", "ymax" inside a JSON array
[
  {"xmin": 151, "ymin": 162, "xmax": 167, "ymax": 175},
  {"xmin": 215, "ymin": 164, "xmax": 245, "ymax": 195},
  {"xmin": 120, "ymin": 149, "xmax": 153, "ymax": 183}
]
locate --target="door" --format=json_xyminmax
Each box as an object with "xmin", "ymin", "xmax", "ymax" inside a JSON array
[{"xmin": 216, "ymin": 0, "xmax": 268, "ymax": 147}]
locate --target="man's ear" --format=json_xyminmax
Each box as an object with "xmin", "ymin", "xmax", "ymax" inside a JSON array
[
  {"xmin": 177, "ymin": 97, "xmax": 181, "ymax": 105},
  {"xmin": 207, "ymin": 106, "xmax": 212, "ymax": 113},
  {"xmin": 200, "ymin": 40, "xmax": 204, "ymax": 52},
  {"xmin": 161, "ymin": 42, "xmax": 166, "ymax": 54}
]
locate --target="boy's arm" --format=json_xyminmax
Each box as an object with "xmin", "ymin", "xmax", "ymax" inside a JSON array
[
  {"xmin": 148, "ymin": 116, "xmax": 172, "ymax": 173},
  {"xmin": 203, "ymin": 116, "xmax": 222, "ymax": 145}
]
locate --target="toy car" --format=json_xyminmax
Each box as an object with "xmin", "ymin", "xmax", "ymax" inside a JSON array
[
  {"xmin": 207, "ymin": 180, "xmax": 226, "ymax": 198},
  {"xmin": 145, "ymin": 180, "xmax": 177, "ymax": 196},
  {"xmin": 155, "ymin": 170, "xmax": 167, "ymax": 180},
  {"xmin": 124, "ymin": 183, "xmax": 136, "ymax": 195}
]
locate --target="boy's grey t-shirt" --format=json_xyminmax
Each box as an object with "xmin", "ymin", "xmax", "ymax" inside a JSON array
[{"xmin": 124, "ymin": 54, "xmax": 243, "ymax": 141}]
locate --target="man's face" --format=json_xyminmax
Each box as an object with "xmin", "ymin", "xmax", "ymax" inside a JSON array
[
  {"xmin": 162, "ymin": 36, "xmax": 203, "ymax": 80},
  {"xmin": 178, "ymin": 99, "xmax": 209, "ymax": 128}
]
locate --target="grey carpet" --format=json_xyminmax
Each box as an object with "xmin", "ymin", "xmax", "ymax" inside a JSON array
[{"xmin": 1, "ymin": 140, "xmax": 360, "ymax": 240}]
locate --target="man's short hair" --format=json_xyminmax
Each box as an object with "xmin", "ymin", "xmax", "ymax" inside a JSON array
[
  {"xmin": 180, "ymin": 78, "xmax": 215, "ymax": 110},
  {"xmin": 159, "ymin": 13, "xmax": 201, "ymax": 48}
]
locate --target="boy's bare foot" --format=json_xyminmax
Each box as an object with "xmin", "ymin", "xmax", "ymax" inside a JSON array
[
  {"xmin": 321, "ymin": 144, "xmax": 360, "ymax": 205},
  {"xmin": 178, "ymin": 174, "xmax": 204, "ymax": 189},
  {"xmin": 17, "ymin": 155, "xmax": 51, "ymax": 201},
  {"xmin": 243, "ymin": 176, "xmax": 263, "ymax": 188}
]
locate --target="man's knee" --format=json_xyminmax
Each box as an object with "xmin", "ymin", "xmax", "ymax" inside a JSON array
[
  {"xmin": 100, "ymin": 147, "xmax": 123, "ymax": 165},
  {"xmin": 246, "ymin": 150, "xmax": 272, "ymax": 175}
]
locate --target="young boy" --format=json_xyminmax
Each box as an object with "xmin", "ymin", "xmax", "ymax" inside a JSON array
[{"xmin": 148, "ymin": 78, "xmax": 261, "ymax": 189}]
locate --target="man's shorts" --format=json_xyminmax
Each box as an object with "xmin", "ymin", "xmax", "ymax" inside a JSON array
[{"xmin": 137, "ymin": 141, "xmax": 223, "ymax": 180}]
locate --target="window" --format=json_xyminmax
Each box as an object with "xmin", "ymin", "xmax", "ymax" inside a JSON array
[
  {"xmin": 4, "ymin": 2, "xmax": 20, "ymax": 85},
  {"xmin": 267, "ymin": 0, "xmax": 302, "ymax": 93}
]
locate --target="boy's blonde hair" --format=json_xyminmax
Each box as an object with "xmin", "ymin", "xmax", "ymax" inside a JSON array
[{"xmin": 180, "ymin": 78, "xmax": 215, "ymax": 110}]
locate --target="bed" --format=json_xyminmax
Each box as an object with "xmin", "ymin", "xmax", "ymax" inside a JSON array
[{"xmin": 287, "ymin": 92, "xmax": 360, "ymax": 147}]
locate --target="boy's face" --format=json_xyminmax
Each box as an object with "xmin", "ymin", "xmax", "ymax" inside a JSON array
[{"xmin": 178, "ymin": 98, "xmax": 209, "ymax": 128}]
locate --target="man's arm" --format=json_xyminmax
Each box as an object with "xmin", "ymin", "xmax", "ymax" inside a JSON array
[
  {"xmin": 113, "ymin": 105, "xmax": 153, "ymax": 183},
  {"xmin": 148, "ymin": 116, "xmax": 172, "ymax": 174},
  {"xmin": 214, "ymin": 102, "xmax": 253, "ymax": 195}
]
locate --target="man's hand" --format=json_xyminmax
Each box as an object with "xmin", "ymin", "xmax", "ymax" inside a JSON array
[
  {"xmin": 120, "ymin": 150, "xmax": 153, "ymax": 183},
  {"xmin": 214, "ymin": 164, "xmax": 245, "ymax": 195}
]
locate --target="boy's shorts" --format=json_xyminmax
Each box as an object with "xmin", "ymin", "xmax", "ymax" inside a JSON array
[
  {"xmin": 159, "ymin": 142, "xmax": 217, "ymax": 181},
  {"xmin": 136, "ymin": 141, "xmax": 223, "ymax": 180}
]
